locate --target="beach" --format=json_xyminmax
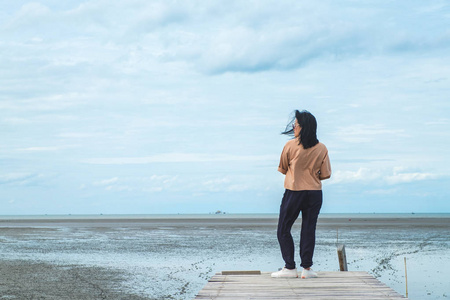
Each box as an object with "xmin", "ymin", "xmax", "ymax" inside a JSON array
[{"xmin": 0, "ymin": 214, "xmax": 449, "ymax": 299}]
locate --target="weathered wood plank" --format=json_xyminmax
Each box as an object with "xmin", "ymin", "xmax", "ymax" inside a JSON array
[
  {"xmin": 221, "ymin": 270, "xmax": 262, "ymax": 275},
  {"xmin": 195, "ymin": 271, "xmax": 407, "ymax": 299}
]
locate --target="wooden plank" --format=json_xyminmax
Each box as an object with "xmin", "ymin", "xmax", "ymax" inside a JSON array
[
  {"xmin": 221, "ymin": 270, "xmax": 261, "ymax": 275},
  {"xmin": 195, "ymin": 271, "xmax": 407, "ymax": 299}
]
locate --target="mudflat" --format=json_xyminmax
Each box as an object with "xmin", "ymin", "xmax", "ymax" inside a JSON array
[
  {"xmin": 0, "ymin": 216, "xmax": 449, "ymax": 299},
  {"xmin": 0, "ymin": 260, "xmax": 148, "ymax": 300}
]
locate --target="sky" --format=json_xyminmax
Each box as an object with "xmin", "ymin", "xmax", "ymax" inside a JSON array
[{"xmin": 1, "ymin": 0, "xmax": 449, "ymax": 215}]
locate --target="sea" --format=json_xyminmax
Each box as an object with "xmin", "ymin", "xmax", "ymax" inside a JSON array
[{"xmin": 0, "ymin": 213, "xmax": 449, "ymax": 299}]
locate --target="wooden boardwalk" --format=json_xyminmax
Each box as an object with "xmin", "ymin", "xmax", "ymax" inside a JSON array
[{"xmin": 195, "ymin": 271, "xmax": 407, "ymax": 299}]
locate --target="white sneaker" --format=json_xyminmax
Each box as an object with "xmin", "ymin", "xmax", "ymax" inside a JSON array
[
  {"xmin": 301, "ymin": 268, "xmax": 318, "ymax": 279},
  {"xmin": 271, "ymin": 267, "xmax": 298, "ymax": 278}
]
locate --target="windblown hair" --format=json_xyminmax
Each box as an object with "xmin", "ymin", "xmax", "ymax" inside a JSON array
[{"xmin": 281, "ymin": 110, "xmax": 319, "ymax": 149}]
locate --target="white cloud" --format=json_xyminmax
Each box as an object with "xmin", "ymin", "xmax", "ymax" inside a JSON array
[
  {"xmin": 93, "ymin": 177, "xmax": 119, "ymax": 186},
  {"xmin": 86, "ymin": 173, "xmax": 276, "ymax": 194},
  {"xmin": 12, "ymin": 93, "xmax": 88, "ymax": 112},
  {"xmin": 425, "ymin": 118, "xmax": 449, "ymax": 126},
  {"xmin": 330, "ymin": 167, "xmax": 439, "ymax": 185},
  {"xmin": 88, "ymin": 175, "xmax": 180, "ymax": 193},
  {"xmin": 142, "ymin": 186, "xmax": 163, "ymax": 192},
  {"xmin": 141, "ymin": 175, "xmax": 177, "ymax": 192},
  {"xmin": 385, "ymin": 171, "xmax": 437, "ymax": 185},
  {"xmin": 81, "ymin": 153, "xmax": 277, "ymax": 165},
  {"xmin": 0, "ymin": 117, "xmax": 31, "ymax": 125},
  {"xmin": 334, "ymin": 124, "xmax": 406, "ymax": 143},
  {"xmin": 365, "ymin": 188, "xmax": 399, "ymax": 195},
  {"xmin": 5, "ymin": 3, "xmax": 51, "ymax": 30},
  {"xmin": 0, "ymin": 173, "xmax": 43, "ymax": 186},
  {"xmin": 4, "ymin": 1, "xmax": 449, "ymax": 78},
  {"xmin": 17, "ymin": 145, "xmax": 77, "ymax": 152},
  {"xmin": 105, "ymin": 185, "xmax": 133, "ymax": 192},
  {"xmin": 149, "ymin": 175, "xmax": 176, "ymax": 185},
  {"xmin": 151, "ymin": 1, "xmax": 450, "ymax": 74},
  {"xmin": 91, "ymin": 177, "xmax": 136, "ymax": 192},
  {"xmin": 201, "ymin": 177, "xmax": 232, "ymax": 192},
  {"xmin": 18, "ymin": 147, "xmax": 60, "ymax": 152},
  {"xmin": 191, "ymin": 174, "xmax": 279, "ymax": 193},
  {"xmin": 329, "ymin": 167, "xmax": 381, "ymax": 184},
  {"xmin": 57, "ymin": 132, "xmax": 101, "ymax": 138}
]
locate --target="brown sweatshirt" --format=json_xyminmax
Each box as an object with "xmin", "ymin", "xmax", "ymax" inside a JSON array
[{"xmin": 278, "ymin": 139, "xmax": 331, "ymax": 191}]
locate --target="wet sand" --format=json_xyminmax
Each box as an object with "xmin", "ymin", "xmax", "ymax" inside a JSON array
[
  {"xmin": 0, "ymin": 216, "xmax": 449, "ymax": 299},
  {"xmin": 0, "ymin": 260, "xmax": 148, "ymax": 300}
]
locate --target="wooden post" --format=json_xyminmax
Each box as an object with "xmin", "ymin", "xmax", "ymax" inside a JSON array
[
  {"xmin": 404, "ymin": 257, "xmax": 408, "ymax": 298},
  {"xmin": 337, "ymin": 244, "xmax": 348, "ymax": 271}
]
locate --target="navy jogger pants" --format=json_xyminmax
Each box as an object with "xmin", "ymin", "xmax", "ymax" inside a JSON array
[{"xmin": 277, "ymin": 189, "xmax": 322, "ymax": 269}]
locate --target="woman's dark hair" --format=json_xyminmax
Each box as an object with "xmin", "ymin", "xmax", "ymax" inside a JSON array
[{"xmin": 281, "ymin": 110, "xmax": 319, "ymax": 149}]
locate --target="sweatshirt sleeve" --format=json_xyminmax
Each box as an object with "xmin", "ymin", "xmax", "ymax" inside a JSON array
[
  {"xmin": 319, "ymin": 150, "xmax": 331, "ymax": 180},
  {"xmin": 278, "ymin": 143, "xmax": 289, "ymax": 175}
]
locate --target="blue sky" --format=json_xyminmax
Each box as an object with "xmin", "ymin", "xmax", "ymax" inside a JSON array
[{"xmin": 1, "ymin": 0, "xmax": 449, "ymax": 215}]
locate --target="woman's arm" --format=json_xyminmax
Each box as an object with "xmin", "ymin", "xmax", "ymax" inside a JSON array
[
  {"xmin": 319, "ymin": 151, "xmax": 331, "ymax": 180},
  {"xmin": 278, "ymin": 144, "xmax": 289, "ymax": 175}
]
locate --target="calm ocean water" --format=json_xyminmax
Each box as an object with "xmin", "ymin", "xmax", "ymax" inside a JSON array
[{"xmin": 0, "ymin": 213, "xmax": 449, "ymax": 299}]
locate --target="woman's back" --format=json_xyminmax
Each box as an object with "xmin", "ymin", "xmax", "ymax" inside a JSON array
[{"xmin": 278, "ymin": 139, "xmax": 331, "ymax": 191}]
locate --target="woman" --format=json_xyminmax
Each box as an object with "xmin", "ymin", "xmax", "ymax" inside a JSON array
[{"xmin": 271, "ymin": 110, "xmax": 331, "ymax": 279}]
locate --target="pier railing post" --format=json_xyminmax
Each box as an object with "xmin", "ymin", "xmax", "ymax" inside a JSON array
[{"xmin": 337, "ymin": 244, "xmax": 348, "ymax": 271}]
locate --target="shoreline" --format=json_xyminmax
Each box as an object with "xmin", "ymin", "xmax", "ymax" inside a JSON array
[
  {"xmin": 0, "ymin": 212, "xmax": 448, "ymax": 218},
  {"xmin": 0, "ymin": 212, "xmax": 448, "ymax": 221},
  {"xmin": 1, "ymin": 216, "xmax": 449, "ymax": 229}
]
